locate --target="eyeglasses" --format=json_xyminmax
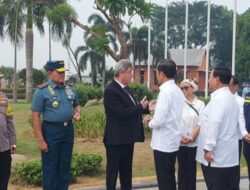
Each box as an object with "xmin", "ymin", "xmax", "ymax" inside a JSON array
[{"xmin": 181, "ymin": 86, "xmax": 191, "ymax": 91}]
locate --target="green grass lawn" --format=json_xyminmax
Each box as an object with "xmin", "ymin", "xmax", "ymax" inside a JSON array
[{"xmin": 13, "ymin": 103, "xmax": 40, "ymax": 159}]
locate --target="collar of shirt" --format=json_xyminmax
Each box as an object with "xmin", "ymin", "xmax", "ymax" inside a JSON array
[
  {"xmin": 159, "ymin": 79, "xmax": 175, "ymax": 91},
  {"xmin": 185, "ymin": 96, "xmax": 198, "ymax": 105},
  {"xmin": 210, "ymin": 86, "xmax": 229, "ymax": 99},
  {"xmin": 233, "ymin": 92, "xmax": 239, "ymax": 97},
  {"xmin": 48, "ymin": 80, "xmax": 65, "ymax": 89},
  {"xmin": 114, "ymin": 78, "xmax": 126, "ymax": 89}
]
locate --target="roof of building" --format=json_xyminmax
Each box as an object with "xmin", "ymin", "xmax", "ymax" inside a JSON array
[{"xmin": 169, "ymin": 49, "xmax": 206, "ymax": 67}]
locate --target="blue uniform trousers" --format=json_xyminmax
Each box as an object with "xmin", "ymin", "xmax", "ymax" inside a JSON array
[{"xmin": 41, "ymin": 121, "xmax": 74, "ymax": 190}]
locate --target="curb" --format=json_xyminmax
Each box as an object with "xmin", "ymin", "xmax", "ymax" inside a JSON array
[{"xmin": 73, "ymin": 173, "xmax": 249, "ymax": 190}]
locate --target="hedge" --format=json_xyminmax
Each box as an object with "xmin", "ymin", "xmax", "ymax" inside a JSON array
[{"xmin": 13, "ymin": 153, "xmax": 102, "ymax": 186}]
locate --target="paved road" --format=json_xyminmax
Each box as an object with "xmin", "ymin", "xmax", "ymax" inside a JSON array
[
  {"xmin": 74, "ymin": 176, "xmax": 249, "ymax": 190},
  {"xmin": 140, "ymin": 177, "xmax": 249, "ymax": 190}
]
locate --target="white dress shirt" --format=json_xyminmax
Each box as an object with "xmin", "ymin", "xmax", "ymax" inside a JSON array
[
  {"xmin": 149, "ymin": 80, "xmax": 185, "ymax": 153},
  {"xmin": 196, "ymin": 87, "xmax": 239, "ymax": 167},
  {"xmin": 234, "ymin": 93, "xmax": 248, "ymax": 139},
  {"xmin": 180, "ymin": 97, "xmax": 205, "ymax": 147}
]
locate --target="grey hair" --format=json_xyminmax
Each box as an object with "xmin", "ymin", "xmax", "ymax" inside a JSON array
[{"xmin": 114, "ymin": 59, "xmax": 132, "ymax": 77}]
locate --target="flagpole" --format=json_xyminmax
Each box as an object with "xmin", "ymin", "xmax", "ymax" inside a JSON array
[
  {"xmin": 164, "ymin": 0, "xmax": 168, "ymax": 59},
  {"xmin": 184, "ymin": 0, "xmax": 189, "ymax": 79},
  {"xmin": 232, "ymin": 0, "xmax": 237, "ymax": 75},
  {"xmin": 147, "ymin": 0, "xmax": 151, "ymax": 89},
  {"xmin": 205, "ymin": 0, "xmax": 211, "ymax": 99}
]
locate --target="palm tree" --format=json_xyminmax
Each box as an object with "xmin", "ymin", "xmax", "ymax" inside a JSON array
[
  {"xmin": 0, "ymin": 0, "xmax": 25, "ymax": 103},
  {"xmin": 131, "ymin": 25, "xmax": 148, "ymax": 83},
  {"xmin": 75, "ymin": 41, "xmax": 104, "ymax": 86},
  {"xmin": 86, "ymin": 14, "xmax": 118, "ymax": 88},
  {"xmin": 24, "ymin": 0, "xmax": 64, "ymax": 102},
  {"xmin": 61, "ymin": 23, "xmax": 83, "ymax": 82}
]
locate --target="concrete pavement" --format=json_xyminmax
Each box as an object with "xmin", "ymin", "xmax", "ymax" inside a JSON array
[
  {"xmin": 140, "ymin": 177, "xmax": 249, "ymax": 190},
  {"xmin": 74, "ymin": 175, "xmax": 249, "ymax": 190}
]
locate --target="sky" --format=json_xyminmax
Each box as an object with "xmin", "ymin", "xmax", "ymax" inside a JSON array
[{"xmin": 0, "ymin": 0, "xmax": 250, "ymax": 75}]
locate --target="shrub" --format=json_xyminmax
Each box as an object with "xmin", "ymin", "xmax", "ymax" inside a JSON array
[
  {"xmin": 13, "ymin": 153, "xmax": 102, "ymax": 186},
  {"xmin": 198, "ymin": 96, "xmax": 210, "ymax": 105},
  {"xmin": 74, "ymin": 111, "xmax": 105, "ymax": 138},
  {"xmin": 75, "ymin": 84, "xmax": 88, "ymax": 106},
  {"xmin": 71, "ymin": 153, "xmax": 102, "ymax": 177},
  {"xmin": 129, "ymin": 83, "xmax": 156, "ymax": 101},
  {"xmin": 14, "ymin": 160, "xmax": 42, "ymax": 185},
  {"xmin": 74, "ymin": 84, "xmax": 103, "ymax": 106}
]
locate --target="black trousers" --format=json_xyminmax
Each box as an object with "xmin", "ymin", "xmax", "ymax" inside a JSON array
[
  {"xmin": 105, "ymin": 144, "xmax": 134, "ymax": 190},
  {"xmin": 236, "ymin": 140, "xmax": 242, "ymax": 189},
  {"xmin": 177, "ymin": 146, "xmax": 197, "ymax": 190},
  {"xmin": 201, "ymin": 164, "xmax": 239, "ymax": 190},
  {"xmin": 0, "ymin": 150, "xmax": 11, "ymax": 190},
  {"xmin": 154, "ymin": 150, "xmax": 177, "ymax": 190},
  {"xmin": 243, "ymin": 140, "xmax": 250, "ymax": 182}
]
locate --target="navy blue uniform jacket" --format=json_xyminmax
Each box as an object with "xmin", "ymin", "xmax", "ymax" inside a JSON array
[
  {"xmin": 103, "ymin": 80, "xmax": 149, "ymax": 145},
  {"xmin": 244, "ymin": 92, "xmax": 250, "ymax": 132}
]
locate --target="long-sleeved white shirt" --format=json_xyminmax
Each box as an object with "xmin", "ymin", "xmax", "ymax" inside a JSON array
[
  {"xmin": 196, "ymin": 87, "xmax": 239, "ymax": 167},
  {"xmin": 180, "ymin": 97, "xmax": 205, "ymax": 147},
  {"xmin": 148, "ymin": 80, "xmax": 185, "ymax": 153},
  {"xmin": 234, "ymin": 93, "xmax": 248, "ymax": 139}
]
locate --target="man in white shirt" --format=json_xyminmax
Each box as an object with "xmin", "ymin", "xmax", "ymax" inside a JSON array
[
  {"xmin": 144, "ymin": 59, "xmax": 185, "ymax": 190},
  {"xmin": 229, "ymin": 76, "xmax": 250, "ymax": 189},
  {"xmin": 229, "ymin": 76, "xmax": 250, "ymax": 155},
  {"xmin": 196, "ymin": 67, "xmax": 239, "ymax": 190}
]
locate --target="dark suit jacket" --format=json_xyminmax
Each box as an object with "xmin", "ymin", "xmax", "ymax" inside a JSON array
[
  {"xmin": 244, "ymin": 92, "xmax": 250, "ymax": 132},
  {"xmin": 103, "ymin": 80, "xmax": 149, "ymax": 145}
]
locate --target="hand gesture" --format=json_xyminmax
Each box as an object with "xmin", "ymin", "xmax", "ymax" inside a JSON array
[
  {"xmin": 73, "ymin": 112, "xmax": 81, "ymax": 121},
  {"xmin": 143, "ymin": 115, "xmax": 152, "ymax": 125},
  {"xmin": 11, "ymin": 145, "xmax": 16, "ymax": 154},
  {"xmin": 149, "ymin": 100, "xmax": 156, "ymax": 112},
  {"xmin": 204, "ymin": 151, "xmax": 214, "ymax": 163},
  {"xmin": 39, "ymin": 140, "xmax": 49, "ymax": 153},
  {"xmin": 140, "ymin": 96, "xmax": 148, "ymax": 109},
  {"xmin": 244, "ymin": 134, "xmax": 250, "ymax": 143},
  {"xmin": 180, "ymin": 136, "xmax": 190, "ymax": 144}
]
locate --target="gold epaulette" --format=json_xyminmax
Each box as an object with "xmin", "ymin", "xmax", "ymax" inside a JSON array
[
  {"xmin": 38, "ymin": 82, "xmax": 48, "ymax": 89},
  {"xmin": 6, "ymin": 102, "xmax": 13, "ymax": 117},
  {"xmin": 245, "ymin": 95, "xmax": 250, "ymax": 103}
]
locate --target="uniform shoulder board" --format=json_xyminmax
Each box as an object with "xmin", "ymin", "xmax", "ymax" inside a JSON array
[
  {"xmin": 245, "ymin": 92, "xmax": 250, "ymax": 103},
  {"xmin": 65, "ymin": 82, "xmax": 73, "ymax": 87},
  {"xmin": 38, "ymin": 82, "xmax": 48, "ymax": 89}
]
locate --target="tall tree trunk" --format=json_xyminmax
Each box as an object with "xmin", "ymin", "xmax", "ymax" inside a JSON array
[
  {"xmin": 102, "ymin": 58, "xmax": 106, "ymax": 89},
  {"xmin": 13, "ymin": 6, "xmax": 18, "ymax": 103},
  {"xmin": 68, "ymin": 45, "xmax": 82, "ymax": 82},
  {"xmin": 49, "ymin": 21, "xmax": 51, "ymax": 60},
  {"xmin": 91, "ymin": 63, "xmax": 97, "ymax": 86},
  {"xmin": 25, "ymin": 1, "xmax": 33, "ymax": 103},
  {"xmin": 25, "ymin": 29, "xmax": 33, "ymax": 103}
]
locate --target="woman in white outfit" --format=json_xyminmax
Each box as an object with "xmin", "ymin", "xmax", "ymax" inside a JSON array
[{"xmin": 177, "ymin": 79, "xmax": 205, "ymax": 190}]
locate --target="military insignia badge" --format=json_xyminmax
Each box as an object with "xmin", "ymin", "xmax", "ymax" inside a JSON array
[{"xmin": 52, "ymin": 101, "xmax": 59, "ymax": 108}]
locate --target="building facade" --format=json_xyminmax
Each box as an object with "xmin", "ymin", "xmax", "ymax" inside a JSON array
[{"xmin": 133, "ymin": 49, "xmax": 207, "ymax": 91}]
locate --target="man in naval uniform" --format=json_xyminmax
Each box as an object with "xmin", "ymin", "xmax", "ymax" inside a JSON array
[{"xmin": 31, "ymin": 61, "xmax": 81, "ymax": 190}]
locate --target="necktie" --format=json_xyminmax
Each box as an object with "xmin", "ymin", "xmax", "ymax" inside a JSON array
[
  {"xmin": 124, "ymin": 86, "xmax": 130, "ymax": 95},
  {"xmin": 124, "ymin": 86, "xmax": 136, "ymax": 104}
]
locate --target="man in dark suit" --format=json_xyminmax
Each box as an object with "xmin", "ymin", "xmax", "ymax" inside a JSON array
[{"xmin": 103, "ymin": 59, "xmax": 150, "ymax": 190}]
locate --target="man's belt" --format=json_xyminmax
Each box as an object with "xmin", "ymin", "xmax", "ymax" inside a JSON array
[{"xmin": 44, "ymin": 120, "xmax": 72, "ymax": 127}]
